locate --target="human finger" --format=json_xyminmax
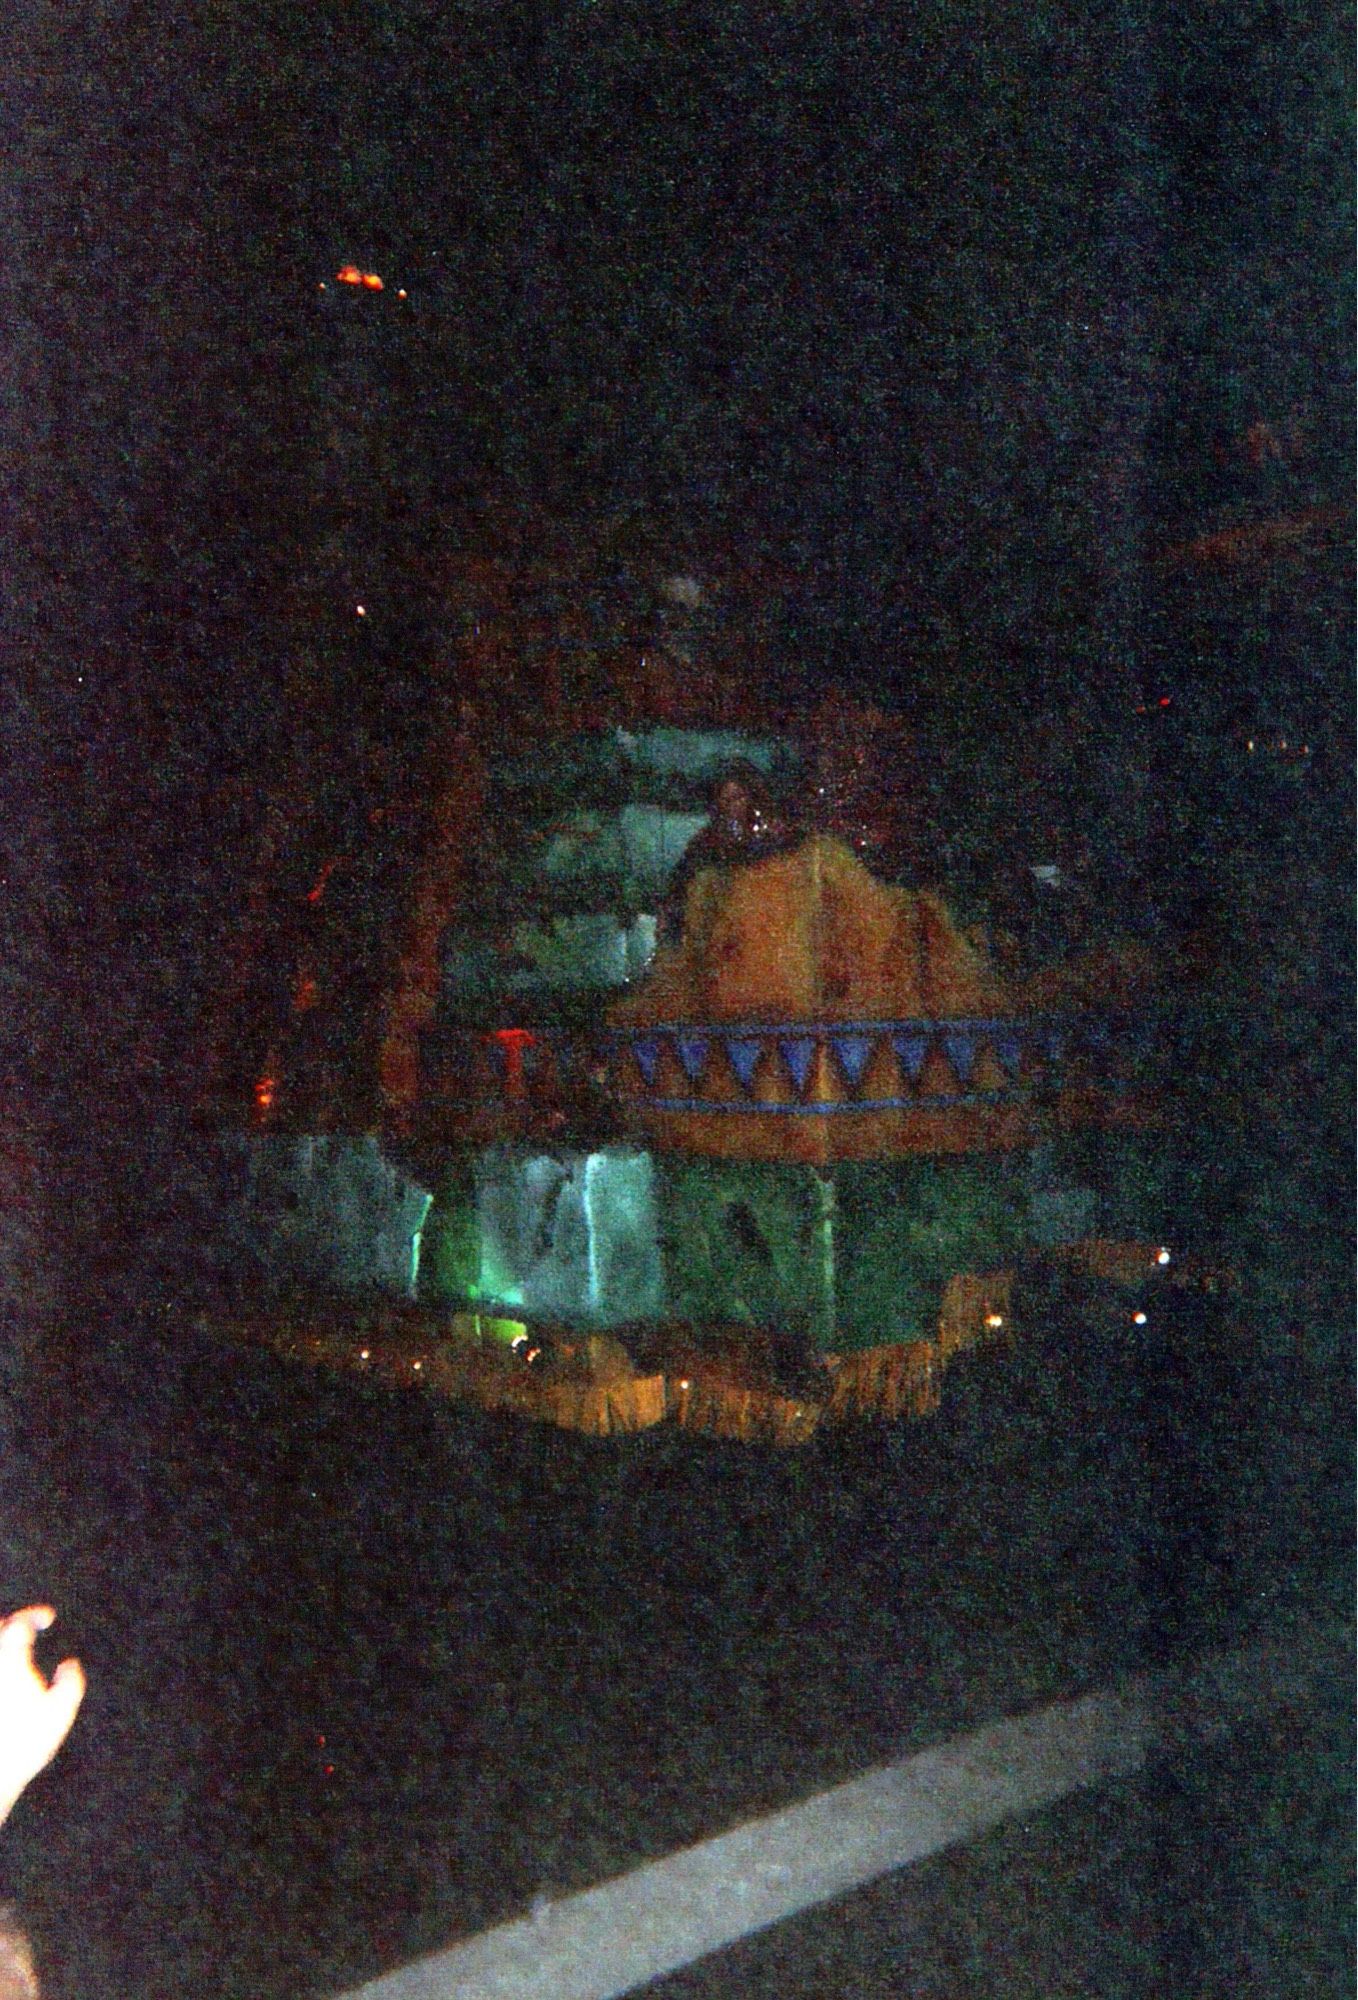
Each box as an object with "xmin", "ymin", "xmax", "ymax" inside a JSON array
[
  {"xmin": 0, "ymin": 1609, "xmax": 56, "ymax": 1659},
  {"xmin": 44, "ymin": 1659, "xmax": 86, "ymax": 1742}
]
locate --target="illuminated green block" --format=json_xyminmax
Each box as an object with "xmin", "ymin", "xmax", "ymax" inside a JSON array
[
  {"xmin": 656, "ymin": 1158, "xmax": 834, "ymax": 1343},
  {"xmin": 418, "ymin": 1144, "xmax": 663, "ymax": 1327},
  {"xmin": 656, "ymin": 1155, "xmax": 1028, "ymax": 1353},
  {"xmin": 833, "ymin": 1159, "xmax": 1028, "ymax": 1351},
  {"xmin": 416, "ymin": 1156, "xmax": 481, "ymax": 1304}
]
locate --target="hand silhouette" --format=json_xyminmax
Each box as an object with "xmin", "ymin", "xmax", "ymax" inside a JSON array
[{"xmin": 0, "ymin": 1608, "xmax": 85, "ymax": 1828}]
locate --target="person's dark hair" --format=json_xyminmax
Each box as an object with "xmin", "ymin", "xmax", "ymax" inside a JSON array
[{"xmin": 712, "ymin": 758, "xmax": 769, "ymax": 803}]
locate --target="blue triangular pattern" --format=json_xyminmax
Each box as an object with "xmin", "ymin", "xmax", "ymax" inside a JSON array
[
  {"xmin": 724, "ymin": 1034, "xmax": 765, "ymax": 1094},
  {"xmin": 829, "ymin": 1031, "xmax": 876, "ymax": 1089},
  {"xmin": 777, "ymin": 1034, "xmax": 818, "ymax": 1096},
  {"xmin": 991, "ymin": 1025, "xmax": 1024, "ymax": 1079},
  {"xmin": 674, "ymin": 1032, "xmax": 710, "ymax": 1084},
  {"xmin": 631, "ymin": 1033, "xmax": 663, "ymax": 1088},
  {"xmin": 941, "ymin": 1027, "xmax": 980, "ymax": 1088},
  {"xmin": 890, "ymin": 1029, "xmax": 931, "ymax": 1081}
]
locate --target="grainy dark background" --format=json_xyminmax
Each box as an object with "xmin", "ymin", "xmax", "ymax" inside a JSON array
[{"xmin": 1, "ymin": 4, "xmax": 1352, "ymax": 1995}]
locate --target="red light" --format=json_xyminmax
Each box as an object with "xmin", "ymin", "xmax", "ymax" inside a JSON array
[
  {"xmin": 306, "ymin": 857, "xmax": 342, "ymax": 905},
  {"xmin": 1158, "ymin": 696, "xmax": 1171, "ymax": 707},
  {"xmin": 492, "ymin": 1027, "xmax": 536, "ymax": 1096},
  {"xmin": 254, "ymin": 1077, "xmax": 276, "ymax": 1112}
]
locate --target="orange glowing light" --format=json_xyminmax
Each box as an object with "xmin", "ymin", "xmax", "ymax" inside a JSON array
[
  {"xmin": 361, "ymin": 271, "xmax": 383, "ymax": 290},
  {"xmin": 254, "ymin": 1076, "xmax": 276, "ymax": 1112},
  {"xmin": 336, "ymin": 264, "xmax": 364, "ymax": 285}
]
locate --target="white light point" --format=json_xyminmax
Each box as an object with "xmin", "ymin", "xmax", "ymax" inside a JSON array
[
  {"xmin": 1156, "ymin": 1248, "xmax": 1171, "ymax": 1266},
  {"xmin": 1132, "ymin": 1311, "xmax": 1148, "ymax": 1326},
  {"xmin": 355, "ymin": 605, "xmax": 367, "ymax": 617}
]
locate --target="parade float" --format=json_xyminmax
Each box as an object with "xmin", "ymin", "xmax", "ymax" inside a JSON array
[{"xmin": 203, "ymin": 536, "xmax": 1193, "ymax": 1445}]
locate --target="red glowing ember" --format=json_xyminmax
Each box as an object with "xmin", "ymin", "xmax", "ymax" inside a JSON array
[{"xmin": 306, "ymin": 857, "xmax": 342, "ymax": 905}]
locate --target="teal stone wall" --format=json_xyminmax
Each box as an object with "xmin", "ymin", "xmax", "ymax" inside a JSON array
[
  {"xmin": 441, "ymin": 725, "xmax": 799, "ymax": 1017},
  {"xmin": 654, "ymin": 1154, "xmax": 1031, "ymax": 1353},
  {"xmin": 655, "ymin": 1158, "xmax": 835, "ymax": 1344},
  {"xmin": 832, "ymin": 1159, "xmax": 1029, "ymax": 1350},
  {"xmin": 417, "ymin": 1143, "xmax": 664, "ymax": 1327},
  {"xmin": 416, "ymin": 1155, "xmax": 482, "ymax": 1304},
  {"xmin": 235, "ymin": 1124, "xmax": 1198, "ymax": 1332}
]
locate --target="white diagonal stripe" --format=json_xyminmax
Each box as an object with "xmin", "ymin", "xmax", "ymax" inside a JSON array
[{"xmin": 336, "ymin": 1624, "xmax": 1347, "ymax": 2000}]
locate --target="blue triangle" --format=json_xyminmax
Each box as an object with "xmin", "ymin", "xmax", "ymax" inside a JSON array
[
  {"xmin": 777, "ymin": 1034, "xmax": 818, "ymax": 1096},
  {"xmin": 724, "ymin": 1034, "xmax": 765, "ymax": 1094},
  {"xmin": 674, "ymin": 1032, "xmax": 710, "ymax": 1084},
  {"xmin": 991, "ymin": 1024, "xmax": 1024, "ymax": 1080},
  {"xmin": 830, "ymin": 1031, "xmax": 876, "ymax": 1090},
  {"xmin": 941, "ymin": 1027, "xmax": 980, "ymax": 1088},
  {"xmin": 891, "ymin": 1028, "xmax": 931, "ymax": 1081},
  {"xmin": 631, "ymin": 1033, "xmax": 663, "ymax": 1088}
]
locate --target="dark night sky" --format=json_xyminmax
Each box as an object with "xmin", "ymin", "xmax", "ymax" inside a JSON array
[
  {"xmin": 14, "ymin": 3, "xmax": 1349, "ymax": 680},
  {"xmin": 5, "ymin": 0, "xmax": 1352, "ymax": 1223}
]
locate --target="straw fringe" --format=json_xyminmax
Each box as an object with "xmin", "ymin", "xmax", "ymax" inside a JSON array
[
  {"xmin": 667, "ymin": 1374, "xmax": 822, "ymax": 1446},
  {"xmin": 234, "ymin": 1259, "xmax": 1023, "ymax": 1447},
  {"xmin": 937, "ymin": 1270, "xmax": 1014, "ymax": 1360},
  {"xmin": 822, "ymin": 1339, "xmax": 941, "ymax": 1421}
]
